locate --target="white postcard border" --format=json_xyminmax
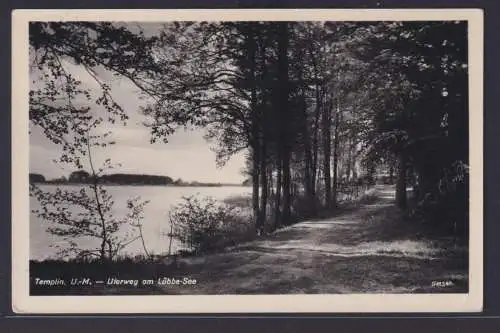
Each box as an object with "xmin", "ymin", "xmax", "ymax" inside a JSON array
[{"xmin": 12, "ymin": 8, "xmax": 483, "ymax": 314}]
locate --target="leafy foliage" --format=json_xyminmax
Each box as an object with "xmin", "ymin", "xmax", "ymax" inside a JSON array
[
  {"xmin": 137, "ymin": 21, "xmax": 469, "ymax": 239},
  {"xmin": 350, "ymin": 21, "xmax": 469, "ymax": 234},
  {"xmin": 29, "ymin": 22, "xmax": 157, "ymax": 261},
  {"xmin": 31, "ymin": 182, "xmax": 150, "ymax": 260},
  {"xmin": 168, "ymin": 195, "xmax": 252, "ymax": 255},
  {"xmin": 29, "ymin": 22, "xmax": 160, "ymax": 167}
]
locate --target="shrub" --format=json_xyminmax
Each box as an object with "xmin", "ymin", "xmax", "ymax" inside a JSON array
[
  {"xmin": 168, "ymin": 195, "xmax": 253, "ymax": 255},
  {"xmin": 409, "ymin": 162, "xmax": 469, "ymax": 242},
  {"xmin": 223, "ymin": 195, "xmax": 252, "ymax": 210}
]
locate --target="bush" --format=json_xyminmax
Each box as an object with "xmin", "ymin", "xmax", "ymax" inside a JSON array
[
  {"xmin": 30, "ymin": 183, "xmax": 150, "ymax": 261},
  {"xmin": 412, "ymin": 188, "xmax": 468, "ymax": 241},
  {"xmin": 408, "ymin": 172, "xmax": 469, "ymax": 243},
  {"xmin": 168, "ymin": 195, "xmax": 253, "ymax": 255},
  {"xmin": 223, "ymin": 195, "xmax": 252, "ymax": 210}
]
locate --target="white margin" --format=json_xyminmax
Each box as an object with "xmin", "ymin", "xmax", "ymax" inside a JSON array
[{"xmin": 11, "ymin": 8, "xmax": 484, "ymax": 314}]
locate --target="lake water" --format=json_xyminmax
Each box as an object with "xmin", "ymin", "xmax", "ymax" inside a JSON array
[{"xmin": 30, "ymin": 185, "xmax": 252, "ymax": 260}]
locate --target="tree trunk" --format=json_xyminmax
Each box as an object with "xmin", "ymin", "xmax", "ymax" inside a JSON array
[
  {"xmin": 309, "ymin": 34, "xmax": 322, "ymax": 205},
  {"xmin": 300, "ymin": 89, "xmax": 315, "ymax": 216},
  {"xmin": 304, "ymin": 143, "xmax": 314, "ymax": 216},
  {"xmin": 311, "ymin": 103, "xmax": 320, "ymax": 201},
  {"xmin": 322, "ymin": 98, "xmax": 332, "ymax": 207},
  {"xmin": 86, "ymin": 131, "xmax": 109, "ymax": 262},
  {"xmin": 352, "ymin": 150, "xmax": 358, "ymax": 181},
  {"xmin": 274, "ymin": 159, "xmax": 282, "ymax": 228},
  {"xmin": 258, "ymin": 142, "xmax": 268, "ymax": 234},
  {"xmin": 268, "ymin": 165, "xmax": 274, "ymax": 199},
  {"xmin": 247, "ymin": 24, "xmax": 262, "ymax": 233},
  {"xmin": 311, "ymin": 148, "xmax": 318, "ymax": 198},
  {"xmin": 389, "ymin": 164, "xmax": 395, "ymax": 184},
  {"xmin": 277, "ymin": 22, "xmax": 292, "ymax": 226},
  {"xmin": 315, "ymin": 166, "xmax": 321, "ymax": 193},
  {"xmin": 282, "ymin": 153, "xmax": 292, "ymax": 225},
  {"xmin": 332, "ymin": 103, "xmax": 340, "ymax": 206},
  {"xmin": 368, "ymin": 161, "xmax": 376, "ymax": 186},
  {"xmin": 346, "ymin": 137, "xmax": 353, "ymax": 182},
  {"xmin": 251, "ymin": 146, "xmax": 260, "ymax": 232},
  {"xmin": 396, "ymin": 153, "xmax": 407, "ymax": 210}
]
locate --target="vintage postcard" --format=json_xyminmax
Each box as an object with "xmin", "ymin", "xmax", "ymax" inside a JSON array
[{"xmin": 12, "ymin": 9, "xmax": 483, "ymax": 313}]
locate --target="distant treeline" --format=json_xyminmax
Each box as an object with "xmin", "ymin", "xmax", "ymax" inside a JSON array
[{"xmin": 29, "ymin": 172, "xmax": 243, "ymax": 187}]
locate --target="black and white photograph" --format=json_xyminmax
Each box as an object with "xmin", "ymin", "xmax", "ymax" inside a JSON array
[{"xmin": 12, "ymin": 9, "xmax": 483, "ymax": 313}]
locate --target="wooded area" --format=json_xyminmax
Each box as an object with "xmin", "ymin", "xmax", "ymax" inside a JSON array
[{"xmin": 29, "ymin": 20, "xmax": 469, "ymax": 244}]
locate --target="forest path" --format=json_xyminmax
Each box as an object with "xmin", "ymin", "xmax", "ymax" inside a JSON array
[{"xmin": 162, "ymin": 185, "xmax": 468, "ymax": 294}]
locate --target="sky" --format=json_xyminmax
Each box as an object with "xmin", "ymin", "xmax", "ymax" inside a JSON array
[{"xmin": 29, "ymin": 23, "xmax": 247, "ymax": 184}]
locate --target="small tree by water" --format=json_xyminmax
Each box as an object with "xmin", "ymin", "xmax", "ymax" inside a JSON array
[{"xmin": 30, "ymin": 128, "xmax": 151, "ymax": 262}]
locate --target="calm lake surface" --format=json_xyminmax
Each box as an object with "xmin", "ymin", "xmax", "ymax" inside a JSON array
[{"xmin": 30, "ymin": 185, "xmax": 252, "ymax": 260}]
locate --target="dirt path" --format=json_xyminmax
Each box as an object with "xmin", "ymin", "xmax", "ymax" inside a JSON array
[{"xmin": 161, "ymin": 185, "xmax": 468, "ymax": 294}]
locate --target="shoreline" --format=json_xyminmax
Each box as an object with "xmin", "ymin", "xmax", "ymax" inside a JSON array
[
  {"xmin": 29, "ymin": 186, "xmax": 468, "ymax": 295},
  {"xmin": 30, "ymin": 182, "xmax": 249, "ymax": 188}
]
